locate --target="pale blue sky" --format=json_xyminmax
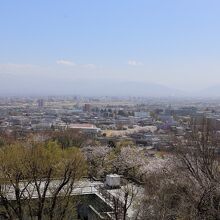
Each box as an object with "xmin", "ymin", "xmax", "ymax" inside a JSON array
[{"xmin": 1, "ymin": 0, "xmax": 220, "ymax": 95}]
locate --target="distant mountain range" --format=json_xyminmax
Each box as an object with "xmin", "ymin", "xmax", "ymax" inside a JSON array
[
  {"xmin": 1, "ymin": 74, "xmax": 220, "ymax": 97},
  {"xmin": 68, "ymin": 80, "xmax": 185, "ymax": 97},
  {"xmin": 197, "ymin": 85, "xmax": 220, "ymax": 97},
  {"xmin": 0, "ymin": 78, "xmax": 185, "ymax": 97}
]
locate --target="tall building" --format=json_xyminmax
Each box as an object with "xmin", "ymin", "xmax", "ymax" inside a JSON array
[
  {"xmin": 84, "ymin": 103, "xmax": 91, "ymax": 112},
  {"xmin": 37, "ymin": 99, "xmax": 44, "ymax": 108}
]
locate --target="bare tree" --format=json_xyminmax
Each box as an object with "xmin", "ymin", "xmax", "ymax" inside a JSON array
[
  {"xmin": 0, "ymin": 141, "xmax": 87, "ymax": 220},
  {"xmin": 140, "ymin": 122, "xmax": 220, "ymax": 220},
  {"xmin": 175, "ymin": 122, "xmax": 220, "ymax": 219},
  {"xmin": 98, "ymin": 182, "xmax": 139, "ymax": 220}
]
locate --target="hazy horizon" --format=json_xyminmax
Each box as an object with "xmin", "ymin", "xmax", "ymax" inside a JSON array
[{"xmin": 1, "ymin": 0, "xmax": 220, "ymax": 96}]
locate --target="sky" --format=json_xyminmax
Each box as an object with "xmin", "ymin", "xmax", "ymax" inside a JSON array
[{"xmin": 1, "ymin": 0, "xmax": 220, "ymax": 96}]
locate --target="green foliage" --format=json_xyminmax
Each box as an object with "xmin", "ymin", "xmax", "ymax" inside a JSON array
[
  {"xmin": 0, "ymin": 141, "xmax": 87, "ymax": 219},
  {"xmin": 0, "ymin": 138, "xmax": 5, "ymax": 147},
  {"xmin": 51, "ymin": 130, "xmax": 85, "ymax": 148},
  {"xmin": 116, "ymin": 140, "xmax": 135, "ymax": 148}
]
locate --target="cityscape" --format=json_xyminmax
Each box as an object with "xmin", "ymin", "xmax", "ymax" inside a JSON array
[
  {"xmin": 0, "ymin": 96, "xmax": 219, "ymax": 219},
  {"xmin": 1, "ymin": 0, "xmax": 220, "ymax": 220}
]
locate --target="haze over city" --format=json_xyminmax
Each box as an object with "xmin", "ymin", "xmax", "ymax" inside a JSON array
[
  {"xmin": 2, "ymin": 1, "xmax": 220, "ymax": 220},
  {"xmin": 1, "ymin": 0, "xmax": 220, "ymax": 96}
]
